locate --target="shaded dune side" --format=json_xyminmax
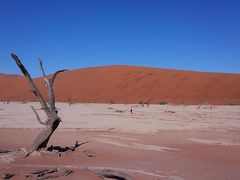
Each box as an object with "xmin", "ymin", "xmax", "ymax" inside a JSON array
[{"xmin": 1, "ymin": 65, "xmax": 240, "ymax": 104}]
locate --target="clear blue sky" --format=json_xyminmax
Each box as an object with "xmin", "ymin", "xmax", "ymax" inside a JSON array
[{"xmin": 1, "ymin": 0, "xmax": 240, "ymax": 77}]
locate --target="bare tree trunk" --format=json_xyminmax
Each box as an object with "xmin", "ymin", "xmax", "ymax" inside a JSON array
[{"xmin": 11, "ymin": 53, "xmax": 67, "ymax": 152}]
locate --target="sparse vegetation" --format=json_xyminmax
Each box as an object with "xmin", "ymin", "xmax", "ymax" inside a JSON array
[
  {"xmin": 144, "ymin": 102, "xmax": 150, "ymax": 106},
  {"xmin": 115, "ymin": 109, "xmax": 125, "ymax": 113},
  {"xmin": 228, "ymin": 96, "xmax": 240, "ymax": 105},
  {"xmin": 67, "ymin": 97, "xmax": 72, "ymax": 106},
  {"xmin": 109, "ymin": 100, "xmax": 114, "ymax": 104},
  {"xmin": 159, "ymin": 101, "xmax": 168, "ymax": 105}
]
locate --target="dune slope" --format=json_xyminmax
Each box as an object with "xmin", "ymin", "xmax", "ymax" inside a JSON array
[{"xmin": 1, "ymin": 65, "xmax": 240, "ymax": 104}]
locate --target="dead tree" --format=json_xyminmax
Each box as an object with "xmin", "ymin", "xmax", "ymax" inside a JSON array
[{"xmin": 11, "ymin": 53, "xmax": 67, "ymax": 152}]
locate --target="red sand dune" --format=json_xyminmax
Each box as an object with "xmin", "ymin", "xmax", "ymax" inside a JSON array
[{"xmin": 0, "ymin": 65, "xmax": 240, "ymax": 104}]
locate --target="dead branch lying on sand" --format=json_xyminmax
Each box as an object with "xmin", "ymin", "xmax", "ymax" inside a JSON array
[
  {"xmin": 31, "ymin": 168, "xmax": 73, "ymax": 180},
  {"xmin": 0, "ymin": 149, "xmax": 11, "ymax": 153},
  {"xmin": 83, "ymin": 150, "xmax": 96, "ymax": 158},
  {"xmin": 164, "ymin": 110, "xmax": 175, "ymax": 113},
  {"xmin": 0, "ymin": 147, "xmax": 27, "ymax": 154},
  {"xmin": 2, "ymin": 168, "xmax": 73, "ymax": 180},
  {"xmin": 97, "ymin": 169, "xmax": 132, "ymax": 180},
  {"xmin": 2, "ymin": 173, "xmax": 16, "ymax": 179},
  {"xmin": 2, "ymin": 168, "xmax": 133, "ymax": 180}
]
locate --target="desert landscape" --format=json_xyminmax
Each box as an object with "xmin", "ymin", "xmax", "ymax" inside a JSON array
[
  {"xmin": 1, "ymin": 1, "xmax": 240, "ymax": 179},
  {"xmin": 1, "ymin": 58, "xmax": 240, "ymax": 180},
  {"xmin": 0, "ymin": 102, "xmax": 240, "ymax": 179}
]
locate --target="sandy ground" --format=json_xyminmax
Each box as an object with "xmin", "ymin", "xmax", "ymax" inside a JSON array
[{"xmin": 0, "ymin": 102, "xmax": 240, "ymax": 179}]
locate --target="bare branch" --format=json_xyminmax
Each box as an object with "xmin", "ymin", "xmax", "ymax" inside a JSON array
[
  {"xmin": 31, "ymin": 106, "xmax": 46, "ymax": 125},
  {"xmin": 39, "ymin": 58, "xmax": 46, "ymax": 77},
  {"xmin": 39, "ymin": 58, "xmax": 67, "ymax": 84},
  {"xmin": 38, "ymin": 60, "xmax": 67, "ymax": 113},
  {"xmin": 11, "ymin": 53, "xmax": 53, "ymax": 118},
  {"xmin": 48, "ymin": 69, "xmax": 67, "ymax": 112},
  {"xmin": 39, "ymin": 58, "xmax": 50, "ymax": 92},
  {"xmin": 48, "ymin": 70, "xmax": 67, "ymax": 112},
  {"xmin": 51, "ymin": 69, "xmax": 67, "ymax": 85}
]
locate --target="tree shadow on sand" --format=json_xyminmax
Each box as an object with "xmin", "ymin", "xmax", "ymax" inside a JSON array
[{"xmin": 47, "ymin": 141, "xmax": 89, "ymax": 153}]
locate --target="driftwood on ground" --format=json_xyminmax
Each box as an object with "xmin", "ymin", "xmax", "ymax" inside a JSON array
[
  {"xmin": 0, "ymin": 147, "xmax": 27, "ymax": 154},
  {"xmin": 97, "ymin": 169, "xmax": 132, "ymax": 180},
  {"xmin": 2, "ymin": 168, "xmax": 73, "ymax": 180},
  {"xmin": 2, "ymin": 173, "xmax": 16, "ymax": 179},
  {"xmin": 83, "ymin": 150, "xmax": 96, "ymax": 158}
]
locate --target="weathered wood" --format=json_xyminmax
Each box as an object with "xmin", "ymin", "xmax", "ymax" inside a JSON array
[
  {"xmin": 97, "ymin": 169, "xmax": 132, "ymax": 180},
  {"xmin": 32, "ymin": 121, "xmax": 59, "ymax": 150},
  {"xmin": 83, "ymin": 150, "xmax": 96, "ymax": 158},
  {"xmin": 0, "ymin": 148, "xmax": 11, "ymax": 153},
  {"xmin": 2, "ymin": 168, "xmax": 73, "ymax": 180},
  {"xmin": 39, "ymin": 59, "xmax": 67, "ymax": 112},
  {"xmin": 2, "ymin": 173, "xmax": 15, "ymax": 179},
  {"xmin": 11, "ymin": 54, "xmax": 52, "ymax": 118},
  {"xmin": 11, "ymin": 53, "xmax": 66, "ymax": 153},
  {"xmin": 0, "ymin": 147, "xmax": 27, "ymax": 154},
  {"xmin": 31, "ymin": 106, "xmax": 46, "ymax": 125}
]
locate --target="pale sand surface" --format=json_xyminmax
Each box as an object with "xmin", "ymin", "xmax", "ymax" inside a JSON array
[
  {"xmin": 0, "ymin": 102, "xmax": 240, "ymax": 132},
  {"xmin": 0, "ymin": 102, "xmax": 240, "ymax": 179}
]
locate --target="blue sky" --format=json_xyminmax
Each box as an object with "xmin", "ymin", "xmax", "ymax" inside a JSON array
[{"xmin": 1, "ymin": 0, "xmax": 240, "ymax": 77}]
